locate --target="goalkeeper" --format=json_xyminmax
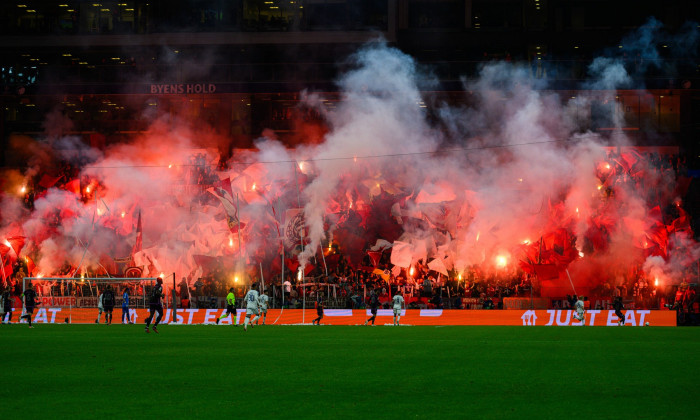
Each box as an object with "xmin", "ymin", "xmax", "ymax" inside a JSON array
[
  {"xmin": 216, "ymin": 287, "xmax": 238, "ymax": 326},
  {"xmin": 121, "ymin": 287, "xmax": 133, "ymax": 324}
]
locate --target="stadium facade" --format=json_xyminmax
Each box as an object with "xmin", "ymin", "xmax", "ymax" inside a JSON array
[{"xmin": 0, "ymin": 0, "xmax": 698, "ymax": 164}]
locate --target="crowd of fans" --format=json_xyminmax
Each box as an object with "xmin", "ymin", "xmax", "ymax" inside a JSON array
[
  {"xmin": 3, "ymin": 244, "xmax": 698, "ymax": 326},
  {"xmin": 5, "ymin": 150, "xmax": 698, "ymax": 326},
  {"xmin": 170, "ymin": 253, "xmax": 697, "ymax": 318}
]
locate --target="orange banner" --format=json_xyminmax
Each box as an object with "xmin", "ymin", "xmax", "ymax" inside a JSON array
[{"xmin": 9, "ymin": 308, "xmax": 677, "ymax": 326}]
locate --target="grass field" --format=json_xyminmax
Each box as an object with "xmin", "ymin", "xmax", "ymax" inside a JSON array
[{"xmin": 3, "ymin": 323, "xmax": 698, "ymax": 419}]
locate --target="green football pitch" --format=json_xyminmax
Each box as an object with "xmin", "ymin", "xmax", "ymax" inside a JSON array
[{"xmin": 2, "ymin": 324, "xmax": 698, "ymax": 419}]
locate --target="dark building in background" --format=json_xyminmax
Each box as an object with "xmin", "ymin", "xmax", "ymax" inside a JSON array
[{"xmin": 0, "ymin": 0, "xmax": 698, "ymax": 165}]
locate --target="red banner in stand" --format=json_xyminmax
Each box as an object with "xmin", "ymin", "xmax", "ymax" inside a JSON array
[{"xmin": 7, "ymin": 308, "xmax": 677, "ymax": 327}]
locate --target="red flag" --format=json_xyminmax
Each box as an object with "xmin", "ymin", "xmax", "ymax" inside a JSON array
[
  {"xmin": 1, "ymin": 262, "xmax": 12, "ymax": 282},
  {"xmin": 267, "ymin": 195, "xmax": 282, "ymax": 237},
  {"xmin": 7, "ymin": 236, "xmax": 26, "ymax": 257},
  {"xmin": 540, "ymin": 229, "xmax": 577, "ymax": 267},
  {"xmin": 647, "ymin": 206, "xmax": 663, "ymax": 226},
  {"xmin": 62, "ymin": 179, "xmax": 81, "ymax": 195},
  {"xmin": 520, "ymin": 242, "xmax": 539, "ymax": 265},
  {"xmin": 282, "ymin": 258, "xmax": 314, "ymax": 277},
  {"xmin": 519, "ymin": 260, "xmax": 535, "ymax": 274},
  {"xmin": 0, "ymin": 243, "xmax": 9, "ymax": 258},
  {"xmin": 0, "ymin": 243, "xmax": 11, "ymax": 283},
  {"xmin": 38, "ymin": 174, "xmax": 63, "ymax": 189},
  {"xmin": 285, "ymin": 258, "xmax": 300, "ymax": 274},
  {"xmin": 131, "ymin": 211, "xmax": 142, "ymax": 259},
  {"xmin": 534, "ymin": 264, "xmax": 559, "ymax": 281},
  {"xmin": 367, "ymin": 250, "xmax": 382, "ymax": 267},
  {"xmin": 586, "ymin": 226, "xmax": 609, "ymax": 251},
  {"xmin": 270, "ymin": 255, "xmax": 282, "ymax": 273},
  {"xmin": 619, "ymin": 151, "xmax": 641, "ymax": 172},
  {"xmin": 669, "ymin": 207, "xmax": 692, "ymax": 234},
  {"xmin": 647, "ymin": 224, "xmax": 668, "ymax": 257}
]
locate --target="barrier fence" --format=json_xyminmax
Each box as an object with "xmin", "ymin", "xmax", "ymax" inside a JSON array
[{"xmin": 6, "ymin": 308, "xmax": 677, "ymax": 327}]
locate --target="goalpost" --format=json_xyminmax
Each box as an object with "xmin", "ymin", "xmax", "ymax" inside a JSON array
[{"xmin": 22, "ymin": 277, "xmax": 161, "ymax": 324}]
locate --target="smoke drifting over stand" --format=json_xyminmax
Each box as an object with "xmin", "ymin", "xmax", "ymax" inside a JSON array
[{"xmin": 1, "ymin": 22, "xmax": 698, "ymax": 295}]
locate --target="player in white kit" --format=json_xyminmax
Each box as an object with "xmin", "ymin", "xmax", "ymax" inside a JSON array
[
  {"xmin": 392, "ymin": 291, "xmax": 405, "ymax": 326},
  {"xmin": 256, "ymin": 291, "xmax": 269, "ymax": 325},
  {"xmin": 572, "ymin": 295, "xmax": 586, "ymax": 325},
  {"xmin": 243, "ymin": 284, "xmax": 260, "ymax": 331}
]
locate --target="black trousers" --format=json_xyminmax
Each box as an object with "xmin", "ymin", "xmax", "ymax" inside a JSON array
[
  {"xmin": 615, "ymin": 310, "xmax": 624, "ymax": 321},
  {"xmin": 146, "ymin": 304, "xmax": 163, "ymax": 326}
]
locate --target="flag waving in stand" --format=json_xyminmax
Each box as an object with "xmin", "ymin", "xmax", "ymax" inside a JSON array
[
  {"xmin": 130, "ymin": 210, "xmax": 142, "ymax": 266},
  {"xmin": 283, "ymin": 208, "xmax": 306, "ymax": 250},
  {"xmin": 208, "ymin": 178, "xmax": 246, "ymax": 233},
  {"xmin": 7, "ymin": 236, "xmax": 26, "ymax": 258},
  {"xmin": 0, "ymin": 242, "xmax": 12, "ymax": 285}
]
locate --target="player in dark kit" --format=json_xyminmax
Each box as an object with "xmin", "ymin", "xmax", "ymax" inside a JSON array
[
  {"xmin": 312, "ymin": 293, "xmax": 324, "ymax": 325},
  {"xmin": 20, "ymin": 283, "xmax": 39, "ymax": 328},
  {"xmin": 1, "ymin": 286, "xmax": 13, "ymax": 324},
  {"xmin": 613, "ymin": 296, "xmax": 626, "ymax": 326},
  {"xmin": 102, "ymin": 285, "xmax": 116, "ymax": 325},
  {"xmin": 145, "ymin": 278, "xmax": 165, "ymax": 333},
  {"xmin": 364, "ymin": 287, "xmax": 380, "ymax": 326}
]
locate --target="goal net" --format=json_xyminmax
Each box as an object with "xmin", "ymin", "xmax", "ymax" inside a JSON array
[{"xmin": 19, "ymin": 277, "xmax": 162, "ymax": 324}]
